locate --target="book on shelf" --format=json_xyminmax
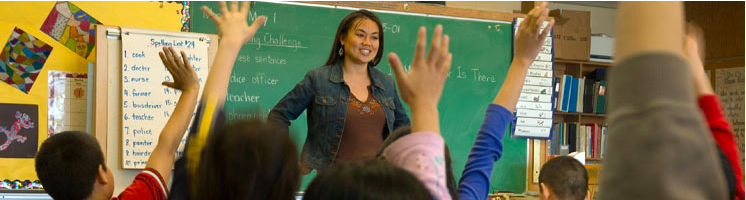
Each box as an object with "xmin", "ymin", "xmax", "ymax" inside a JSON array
[
  {"xmin": 583, "ymin": 78, "xmax": 595, "ymax": 113},
  {"xmin": 568, "ymin": 77, "xmax": 579, "ymax": 113},
  {"xmin": 553, "ymin": 74, "xmax": 607, "ymax": 114},
  {"xmin": 575, "ymin": 78, "xmax": 585, "ymax": 113},
  {"xmin": 596, "ymin": 80, "xmax": 607, "ymax": 114},
  {"xmin": 550, "ymin": 122, "xmax": 608, "ymax": 159},
  {"xmin": 560, "ymin": 75, "xmax": 571, "ymax": 112}
]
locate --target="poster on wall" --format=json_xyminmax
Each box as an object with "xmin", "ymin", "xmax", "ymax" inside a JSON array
[
  {"xmin": 0, "ymin": 27, "xmax": 53, "ymax": 93},
  {"xmin": 714, "ymin": 67, "xmax": 745, "ymax": 167},
  {"xmin": 40, "ymin": 1, "xmax": 101, "ymax": 58},
  {"xmin": 119, "ymin": 27, "xmax": 209, "ymax": 169},
  {"xmin": 48, "ymin": 70, "xmax": 88, "ymax": 137},
  {"xmin": 0, "ymin": 103, "xmax": 38, "ymax": 158}
]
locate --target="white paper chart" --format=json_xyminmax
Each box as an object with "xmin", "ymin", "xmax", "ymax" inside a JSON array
[
  {"xmin": 513, "ymin": 17, "xmax": 554, "ymax": 138},
  {"xmin": 120, "ymin": 27, "xmax": 209, "ymax": 169},
  {"xmin": 48, "ymin": 71, "xmax": 88, "ymax": 137}
]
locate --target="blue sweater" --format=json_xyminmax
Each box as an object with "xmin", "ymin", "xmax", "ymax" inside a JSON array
[{"xmin": 457, "ymin": 104, "xmax": 511, "ymax": 200}]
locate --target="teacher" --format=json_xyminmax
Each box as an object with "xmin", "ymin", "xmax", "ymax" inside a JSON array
[{"xmin": 268, "ymin": 10, "xmax": 410, "ymax": 174}]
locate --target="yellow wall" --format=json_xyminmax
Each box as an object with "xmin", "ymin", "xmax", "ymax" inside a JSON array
[{"xmin": 0, "ymin": 1, "xmax": 183, "ymax": 181}]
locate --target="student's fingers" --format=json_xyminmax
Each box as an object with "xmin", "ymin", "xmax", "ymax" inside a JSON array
[
  {"xmin": 248, "ymin": 16, "xmax": 267, "ymax": 36},
  {"xmin": 168, "ymin": 47, "xmax": 185, "ymax": 70},
  {"xmin": 161, "ymin": 47, "xmax": 176, "ymax": 69},
  {"xmin": 522, "ymin": 6, "xmax": 538, "ymax": 33},
  {"xmin": 201, "ymin": 6, "xmax": 220, "ymax": 25},
  {"xmin": 387, "ymin": 53, "xmax": 407, "ymax": 85},
  {"xmin": 230, "ymin": 1, "xmax": 239, "ymax": 12},
  {"xmin": 533, "ymin": 9, "xmax": 549, "ymax": 39},
  {"xmin": 526, "ymin": 7, "xmax": 544, "ymax": 37},
  {"xmin": 435, "ymin": 35, "xmax": 450, "ymax": 72},
  {"xmin": 532, "ymin": 2, "xmax": 549, "ymax": 30},
  {"xmin": 180, "ymin": 51, "xmax": 193, "ymax": 74},
  {"xmin": 245, "ymin": 15, "xmax": 266, "ymax": 41},
  {"xmin": 413, "ymin": 26, "xmax": 427, "ymax": 66},
  {"xmin": 162, "ymin": 81, "xmax": 176, "ymax": 89},
  {"xmin": 240, "ymin": 1, "xmax": 251, "ymax": 15},
  {"xmin": 440, "ymin": 53, "xmax": 453, "ymax": 77},
  {"xmin": 539, "ymin": 19, "xmax": 555, "ymax": 41},
  {"xmin": 165, "ymin": 48, "xmax": 180, "ymax": 75},
  {"xmin": 427, "ymin": 25, "xmax": 444, "ymax": 66},
  {"xmin": 159, "ymin": 51, "xmax": 175, "ymax": 74},
  {"xmin": 218, "ymin": 1, "xmax": 228, "ymax": 16}
]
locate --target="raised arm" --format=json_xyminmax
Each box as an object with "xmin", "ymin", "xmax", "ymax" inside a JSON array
[
  {"xmin": 459, "ymin": 3, "xmax": 554, "ymax": 200},
  {"xmin": 493, "ymin": 2, "xmax": 554, "ymax": 111},
  {"xmin": 599, "ymin": 2, "xmax": 728, "ymax": 199},
  {"xmin": 387, "ymin": 25, "xmax": 452, "ymax": 134},
  {"xmin": 146, "ymin": 47, "xmax": 200, "ymax": 182},
  {"xmin": 685, "ymin": 22, "xmax": 745, "ymax": 200},
  {"xmin": 614, "ymin": 2, "xmax": 684, "ymax": 61},
  {"xmin": 200, "ymin": 1, "xmax": 265, "ymax": 107}
]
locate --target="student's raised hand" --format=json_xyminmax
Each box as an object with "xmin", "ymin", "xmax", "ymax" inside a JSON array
[
  {"xmin": 388, "ymin": 25, "xmax": 452, "ymax": 109},
  {"xmin": 683, "ymin": 22, "xmax": 714, "ymax": 95},
  {"xmin": 201, "ymin": 1, "xmax": 266, "ymax": 44},
  {"xmin": 159, "ymin": 47, "xmax": 199, "ymax": 92},
  {"xmin": 514, "ymin": 2, "xmax": 554, "ymax": 66},
  {"xmin": 684, "ymin": 22, "xmax": 706, "ymax": 65}
]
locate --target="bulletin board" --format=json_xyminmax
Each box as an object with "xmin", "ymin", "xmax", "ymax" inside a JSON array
[{"xmin": 0, "ymin": 1, "xmax": 185, "ymax": 185}]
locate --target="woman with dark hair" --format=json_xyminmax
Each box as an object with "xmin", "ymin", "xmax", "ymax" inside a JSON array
[{"xmin": 268, "ymin": 10, "xmax": 410, "ymax": 173}]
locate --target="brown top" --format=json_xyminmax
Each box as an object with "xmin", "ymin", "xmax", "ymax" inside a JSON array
[{"xmin": 334, "ymin": 88, "xmax": 387, "ymax": 162}]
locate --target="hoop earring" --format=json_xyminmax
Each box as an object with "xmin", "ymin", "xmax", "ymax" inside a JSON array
[{"xmin": 338, "ymin": 46, "xmax": 344, "ymax": 56}]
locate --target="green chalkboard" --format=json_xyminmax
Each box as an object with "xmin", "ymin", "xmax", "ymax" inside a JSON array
[{"xmin": 191, "ymin": 1, "xmax": 527, "ymax": 193}]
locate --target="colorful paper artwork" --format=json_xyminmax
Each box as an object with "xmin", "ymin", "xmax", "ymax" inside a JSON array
[
  {"xmin": 0, "ymin": 103, "xmax": 38, "ymax": 158},
  {"xmin": 0, "ymin": 27, "xmax": 53, "ymax": 93},
  {"xmin": 40, "ymin": 1, "xmax": 100, "ymax": 58}
]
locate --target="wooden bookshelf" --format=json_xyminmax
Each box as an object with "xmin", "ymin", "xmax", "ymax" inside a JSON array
[
  {"xmin": 553, "ymin": 59, "xmax": 611, "ymax": 78},
  {"xmin": 526, "ymin": 59, "xmax": 611, "ymax": 193},
  {"xmin": 552, "ymin": 59, "xmax": 610, "ymax": 125}
]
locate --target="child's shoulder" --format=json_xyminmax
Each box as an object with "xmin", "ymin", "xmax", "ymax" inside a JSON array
[{"xmin": 114, "ymin": 168, "xmax": 168, "ymax": 200}]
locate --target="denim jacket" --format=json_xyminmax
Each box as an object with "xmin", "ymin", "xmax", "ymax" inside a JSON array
[{"xmin": 268, "ymin": 61, "xmax": 410, "ymax": 169}]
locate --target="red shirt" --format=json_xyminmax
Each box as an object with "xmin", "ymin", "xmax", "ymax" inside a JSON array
[
  {"xmin": 699, "ymin": 95, "xmax": 744, "ymax": 200},
  {"xmin": 112, "ymin": 168, "xmax": 168, "ymax": 200}
]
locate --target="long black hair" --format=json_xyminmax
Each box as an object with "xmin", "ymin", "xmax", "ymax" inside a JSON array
[
  {"xmin": 304, "ymin": 160, "xmax": 432, "ymax": 200},
  {"xmin": 324, "ymin": 9, "xmax": 385, "ymax": 66},
  {"xmin": 194, "ymin": 119, "xmax": 300, "ymax": 200}
]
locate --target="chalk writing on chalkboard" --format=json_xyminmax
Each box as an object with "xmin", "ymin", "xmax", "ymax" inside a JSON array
[
  {"xmin": 120, "ymin": 27, "xmax": 209, "ymax": 169},
  {"xmin": 715, "ymin": 67, "xmax": 745, "ymax": 168}
]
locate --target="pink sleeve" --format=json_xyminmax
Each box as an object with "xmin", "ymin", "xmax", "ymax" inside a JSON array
[{"xmin": 383, "ymin": 132, "xmax": 451, "ymax": 200}]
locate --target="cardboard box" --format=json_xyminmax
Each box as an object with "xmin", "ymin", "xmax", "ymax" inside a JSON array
[
  {"xmin": 549, "ymin": 9, "xmax": 591, "ymax": 61},
  {"xmin": 590, "ymin": 35, "xmax": 614, "ymax": 63}
]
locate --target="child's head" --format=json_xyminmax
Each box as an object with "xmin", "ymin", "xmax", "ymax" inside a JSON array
[
  {"xmin": 377, "ymin": 126, "xmax": 459, "ymax": 200},
  {"xmin": 194, "ymin": 118, "xmax": 300, "ymax": 200},
  {"xmin": 35, "ymin": 131, "xmax": 114, "ymax": 200},
  {"xmin": 538, "ymin": 156, "xmax": 589, "ymax": 200},
  {"xmin": 304, "ymin": 159, "xmax": 432, "ymax": 200}
]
